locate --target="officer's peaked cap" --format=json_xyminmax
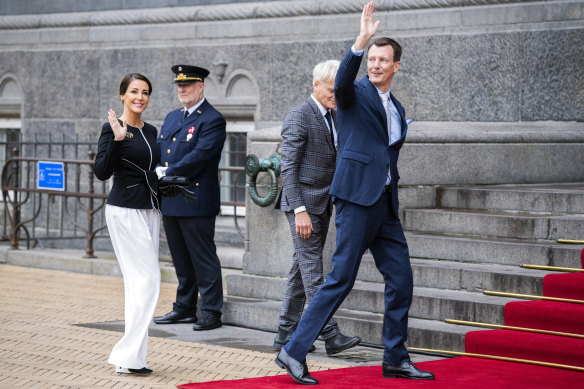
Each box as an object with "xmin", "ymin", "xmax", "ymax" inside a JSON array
[{"xmin": 171, "ymin": 64, "xmax": 210, "ymax": 84}]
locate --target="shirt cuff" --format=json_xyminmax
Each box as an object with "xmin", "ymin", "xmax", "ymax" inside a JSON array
[
  {"xmin": 294, "ymin": 206, "xmax": 307, "ymax": 214},
  {"xmin": 351, "ymin": 45, "xmax": 364, "ymax": 56}
]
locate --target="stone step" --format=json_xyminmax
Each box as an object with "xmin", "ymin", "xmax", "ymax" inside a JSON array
[
  {"xmin": 221, "ymin": 295, "xmax": 482, "ymax": 351},
  {"xmin": 217, "ymin": 244, "xmax": 244, "ymax": 270},
  {"xmin": 356, "ymin": 257, "xmax": 551, "ymax": 295},
  {"xmin": 159, "ymin": 240, "xmax": 244, "ymax": 270},
  {"xmin": 403, "ymin": 208, "xmax": 584, "ymax": 241},
  {"xmin": 438, "ymin": 183, "xmax": 584, "ymax": 213},
  {"xmin": 403, "ymin": 232, "xmax": 583, "ymax": 268},
  {"xmin": 226, "ymin": 274, "xmax": 518, "ymax": 323},
  {"xmin": 215, "ymin": 215, "xmax": 245, "ymax": 245}
]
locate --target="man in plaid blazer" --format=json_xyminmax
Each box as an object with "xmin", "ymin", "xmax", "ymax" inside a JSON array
[{"xmin": 273, "ymin": 59, "xmax": 361, "ymax": 356}]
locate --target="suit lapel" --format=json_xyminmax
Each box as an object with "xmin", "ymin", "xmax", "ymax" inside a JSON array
[
  {"xmin": 360, "ymin": 77, "xmax": 390, "ymax": 144},
  {"xmin": 306, "ymin": 98, "xmax": 335, "ymax": 152},
  {"xmin": 331, "ymin": 109, "xmax": 338, "ymax": 132},
  {"xmin": 168, "ymin": 100, "xmax": 209, "ymax": 139},
  {"xmin": 183, "ymin": 99, "xmax": 209, "ymax": 127},
  {"xmin": 389, "ymin": 93, "xmax": 407, "ymax": 142},
  {"xmin": 165, "ymin": 110, "xmax": 184, "ymax": 138}
]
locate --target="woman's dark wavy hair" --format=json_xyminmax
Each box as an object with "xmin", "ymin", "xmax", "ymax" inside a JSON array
[{"xmin": 119, "ymin": 73, "xmax": 152, "ymax": 95}]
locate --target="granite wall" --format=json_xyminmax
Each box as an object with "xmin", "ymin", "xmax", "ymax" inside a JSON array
[
  {"xmin": 243, "ymin": 121, "xmax": 584, "ymax": 277},
  {"xmin": 0, "ymin": 0, "xmax": 582, "ymax": 143}
]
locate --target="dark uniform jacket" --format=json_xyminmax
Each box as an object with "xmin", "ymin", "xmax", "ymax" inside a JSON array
[
  {"xmin": 158, "ymin": 99, "xmax": 226, "ymax": 217},
  {"xmin": 94, "ymin": 121, "xmax": 161, "ymax": 210}
]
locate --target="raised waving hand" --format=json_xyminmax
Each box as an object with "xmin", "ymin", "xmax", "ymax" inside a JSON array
[{"xmin": 355, "ymin": 1, "xmax": 380, "ymax": 51}]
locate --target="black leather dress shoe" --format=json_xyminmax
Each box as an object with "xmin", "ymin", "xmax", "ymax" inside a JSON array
[
  {"xmin": 153, "ymin": 310, "xmax": 196, "ymax": 324},
  {"xmin": 273, "ymin": 328, "xmax": 316, "ymax": 352},
  {"xmin": 275, "ymin": 349, "xmax": 318, "ymax": 385},
  {"xmin": 325, "ymin": 333, "xmax": 361, "ymax": 356},
  {"xmin": 193, "ymin": 311, "xmax": 222, "ymax": 331},
  {"xmin": 382, "ymin": 360, "xmax": 435, "ymax": 380}
]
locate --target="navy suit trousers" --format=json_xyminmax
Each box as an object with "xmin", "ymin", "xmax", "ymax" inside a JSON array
[{"xmin": 284, "ymin": 191, "xmax": 413, "ymax": 365}]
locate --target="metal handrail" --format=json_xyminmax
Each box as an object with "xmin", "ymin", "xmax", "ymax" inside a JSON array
[
  {"xmin": 1, "ymin": 150, "xmax": 108, "ymax": 258},
  {"xmin": 1, "ymin": 148, "xmax": 246, "ymax": 257}
]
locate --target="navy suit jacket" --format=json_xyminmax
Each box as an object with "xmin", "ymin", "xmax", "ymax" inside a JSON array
[
  {"xmin": 158, "ymin": 99, "xmax": 226, "ymax": 217},
  {"xmin": 331, "ymin": 48, "xmax": 408, "ymax": 216}
]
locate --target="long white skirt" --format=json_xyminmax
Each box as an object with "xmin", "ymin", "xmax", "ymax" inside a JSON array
[{"xmin": 105, "ymin": 205, "xmax": 161, "ymax": 369}]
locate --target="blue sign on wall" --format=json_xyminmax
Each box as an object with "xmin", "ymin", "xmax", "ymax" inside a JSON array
[{"xmin": 38, "ymin": 161, "xmax": 65, "ymax": 191}]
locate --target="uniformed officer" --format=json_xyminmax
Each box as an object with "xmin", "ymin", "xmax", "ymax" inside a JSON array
[{"xmin": 153, "ymin": 65, "xmax": 227, "ymax": 331}]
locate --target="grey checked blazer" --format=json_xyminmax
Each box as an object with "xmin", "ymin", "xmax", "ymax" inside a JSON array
[{"xmin": 276, "ymin": 97, "xmax": 337, "ymax": 215}]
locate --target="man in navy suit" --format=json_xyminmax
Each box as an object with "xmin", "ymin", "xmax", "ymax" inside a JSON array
[
  {"xmin": 275, "ymin": 2, "xmax": 434, "ymax": 384},
  {"xmin": 154, "ymin": 65, "xmax": 226, "ymax": 331}
]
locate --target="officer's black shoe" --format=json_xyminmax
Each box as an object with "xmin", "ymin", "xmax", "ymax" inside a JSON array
[
  {"xmin": 153, "ymin": 310, "xmax": 196, "ymax": 325},
  {"xmin": 193, "ymin": 311, "xmax": 222, "ymax": 331}
]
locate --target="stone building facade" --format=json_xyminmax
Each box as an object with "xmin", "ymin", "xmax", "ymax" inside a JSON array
[
  {"xmin": 1, "ymin": 0, "xmax": 583, "ymax": 240},
  {"xmin": 1, "ymin": 0, "xmax": 583, "ymax": 135}
]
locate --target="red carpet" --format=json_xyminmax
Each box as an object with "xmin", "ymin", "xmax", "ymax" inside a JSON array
[
  {"xmin": 543, "ymin": 273, "xmax": 584, "ymax": 300},
  {"xmin": 180, "ymin": 259, "xmax": 584, "ymax": 388},
  {"xmin": 465, "ymin": 329, "xmax": 584, "ymax": 367},
  {"xmin": 177, "ymin": 356, "xmax": 584, "ymax": 388},
  {"xmin": 466, "ymin": 269, "xmax": 584, "ymax": 371},
  {"xmin": 504, "ymin": 300, "xmax": 584, "ymax": 334}
]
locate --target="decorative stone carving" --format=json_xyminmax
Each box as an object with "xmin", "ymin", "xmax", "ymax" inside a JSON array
[
  {"xmin": 0, "ymin": 0, "xmax": 537, "ymax": 30},
  {"xmin": 212, "ymin": 52, "xmax": 230, "ymax": 84}
]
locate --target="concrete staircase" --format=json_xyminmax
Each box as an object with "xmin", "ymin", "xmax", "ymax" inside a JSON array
[{"xmin": 224, "ymin": 183, "xmax": 584, "ymax": 351}]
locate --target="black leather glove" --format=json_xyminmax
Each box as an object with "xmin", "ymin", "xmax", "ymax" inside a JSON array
[{"xmin": 158, "ymin": 176, "xmax": 197, "ymax": 203}]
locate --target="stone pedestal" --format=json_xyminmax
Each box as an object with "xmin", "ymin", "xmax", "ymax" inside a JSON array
[{"xmin": 240, "ymin": 121, "xmax": 584, "ymax": 281}]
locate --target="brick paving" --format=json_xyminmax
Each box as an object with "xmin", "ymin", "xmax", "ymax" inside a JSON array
[{"xmin": 0, "ymin": 264, "xmax": 342, "ymax": 389}]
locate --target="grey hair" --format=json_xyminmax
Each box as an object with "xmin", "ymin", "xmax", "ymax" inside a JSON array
[{"xmin": 312, "ymin": 59, "xmax": 340, "ymax": 84}]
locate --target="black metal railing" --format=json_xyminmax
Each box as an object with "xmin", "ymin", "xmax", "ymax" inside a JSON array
[
  {"xmin": 1, "ymin": 149, "xmax": 108, "ymax": 257},
  {"xmin": 0, "ymin": 133, "xmax": 246, "ymax": 257}
]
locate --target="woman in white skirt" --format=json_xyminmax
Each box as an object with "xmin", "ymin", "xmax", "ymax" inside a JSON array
[{"xmin": 94, "ymin": 73, "xmax": 161, "ymax": 375}]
